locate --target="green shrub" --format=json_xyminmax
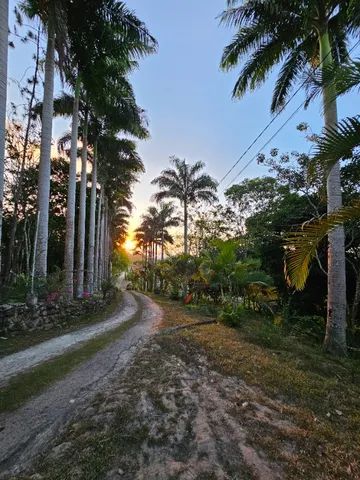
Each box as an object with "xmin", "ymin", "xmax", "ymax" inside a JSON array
[
  {"xmin": 219, "ymin": 303, "xmax": 248, "ymax": 327},
  {"xmin": 185, "ymin": 302, "xmax": 219, "ymax": 317},
  {"xmin": 0, "ymin": 274, "xmax": 30, "ymax": 303},
  {"xmin": 284, "ymin": 314, "xmax": 325, "ymax": 342},
  {"xmin": 169, "ymin": 288, "xmax": 180, "ymax": 300},
  {"xmin": 101, "ymin": 278, "xmax": 118, "ymax": 300}
]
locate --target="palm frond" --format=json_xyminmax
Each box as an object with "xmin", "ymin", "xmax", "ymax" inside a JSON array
[
  {"xmin": 314, "ymin": 116, "xmax": 360, "ymax": 167},
  {"xmin": 271, "ymin": 39, "xmax": 311, "ymax": 113},
  {"xmin": 285, "ymin": 200, "xmax": 360, "ymax": 290}
]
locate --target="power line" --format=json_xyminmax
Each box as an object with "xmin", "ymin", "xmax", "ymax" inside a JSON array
[
  {"xmin": 219, "ymin": 38, "xmax": 360, "ymax": 188},
  {"xmin": 225, "ymin": 103, "xmax": 303, "ymax": 189}
]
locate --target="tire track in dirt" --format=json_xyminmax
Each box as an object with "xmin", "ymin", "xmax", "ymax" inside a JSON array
[{"xmin": 0, "ymin": 293, "xmax": 162, "ymax": 478}]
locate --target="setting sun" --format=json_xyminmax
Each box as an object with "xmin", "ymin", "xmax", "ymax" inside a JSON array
[{"xmin": 124, "ymin": 238, "xmax": 136, "ymax": 253}]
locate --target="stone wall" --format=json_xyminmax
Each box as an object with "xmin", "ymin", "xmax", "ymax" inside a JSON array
[{"xmin": 0, "ymin": 296, "xmax": 112, "ymax": 336}]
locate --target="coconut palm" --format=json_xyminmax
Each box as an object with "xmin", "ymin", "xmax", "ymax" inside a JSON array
[
  {"xmin": 21, "ymin": 0, "xmax": 68, "ymax": 279},
  {"xmin": 0, "ymin": 0, "xmax": 8, "ymax": 277},
  {"xmin": 220, "ymin": 0, "xmax": 356, "ymax": 355},
  {"xmin": 151, "ymin": 157, "xmax": 218, "ymax": 254}
]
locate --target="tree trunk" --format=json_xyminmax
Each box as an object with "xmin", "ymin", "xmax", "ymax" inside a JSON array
[
  {"xmin": 351, "ymin": 270, "xmax": 360, "ymax": 327},
  {"xmin": 35, "ymin": 19, "xmax": 55, "ymax": 279},
  {"xmin": 64, "ymin": 76, "xmax": 81, "ymax": 300},
  {"xmin": 103, "ymin": 198, "xmax": 109, "ymax": 281},
  {"xmin": 94, "ymin": 187, "xmax": 103, "ymax": 292},
  {"xmin": 320, "ymin": 30, "xmax": 347, "ymax": 356},
  {"xmin": 99, "ymin": 193, "xmax": 105, "ymax": 288},
  {"xmin": 184, "ymin": 200, "xmax": 188, "ymax": 254},
  {"xmin": 161, "ymin": 230, "xmax": 164, "ymax": 260},
  {"xmin": 76, "ymin": 111, "xmax": 88, "ymax": 298},
  {"xmin": 0, "ymin": 0, "xmax": 8, "ymax": 279},
  {"xmin": 4, "ymin": 24, "xmax": 40, "ymax": 283},
  {"xmin": 86, "ymin": 141, "xmax": 97, "ymax": 294}
]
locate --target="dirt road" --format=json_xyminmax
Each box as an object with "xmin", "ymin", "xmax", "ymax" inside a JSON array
[
  {"xmin": 0, "ymin": 292, "xmax": 139, "ymax": 387},
  {"xmin": 0, "ymin": 292, "xmax": 161, "ymax": 478}
]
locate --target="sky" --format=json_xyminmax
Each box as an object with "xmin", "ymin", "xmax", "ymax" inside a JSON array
[{"xmin": 7, "ymin": 0, "xmax": 360, "ymax": 239}]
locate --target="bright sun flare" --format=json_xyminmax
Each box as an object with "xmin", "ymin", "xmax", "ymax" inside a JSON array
[{"xmin": 124, "ymin": 238, "xmax": 136, "ymax": 252}]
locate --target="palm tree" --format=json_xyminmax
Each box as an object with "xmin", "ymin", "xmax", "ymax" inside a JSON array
[
  {"xmin": 21, "ymin": 0, "xmax": 68, "ymax": 279},
  {"xmin": 0, "ymin": 0, "xmax": 8, "ymax": 278},
  {"xmin": 76, "ymin": 107, "xmax": 89, "ymax": 297},
  {"xmin": 156, "ymin": 203, "xmax": 181, "ymax": 259},
  {"xmin": 96, "ymin": 135, "xmax": 145, "ymax": 288},
  {"xmin": 63, "ymin": 79, "xmax": 81, "ymax": 299},
  {"xmin": 220, "ymin": 0, "xmax": 356, "ymax": 355},
  {"xmin": 59, "ymin": 0, "xmax": 156, "ymax": 298},
  {"xmin": 311, "ymin": 60, "xmax": 360, "ymax": 166},
  {"xmin": 151, "ymin": 157, "xmax": 218, "ymax": 254},
  {"xmin": 285, "ymin": 200, "xmax": 360, "ymax": 329}
]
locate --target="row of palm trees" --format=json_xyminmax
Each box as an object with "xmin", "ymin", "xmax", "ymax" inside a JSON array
[
  {"xmin": 220, "ymin": 0, "xmax": 360, "ymax": 355},
  {"xmin": 0, "ymin": 0, "xmax": 156, "ymax": 299},
  {"xmin": 135, "ymin": 203, "xmax": 181, "ymax": 264}
]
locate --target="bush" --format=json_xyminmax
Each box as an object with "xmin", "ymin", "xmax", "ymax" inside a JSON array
[
  {"xmin": 169, "ymin": 288, "xmax": 180, "ymax": 300},
  {"xmin": 101, "ymin": 278, "xmax": 118, "ymax": 300},
  {"xmin": 219, "ymin": 303, "xmax": 248, "ymax": 327},
  {"xmin": 185, "ymin": 302, "xmax": 219, "ymax": 317},
  {"xmin": 284, "ymin": 314, "xmax": 325, "ymax": 342}
]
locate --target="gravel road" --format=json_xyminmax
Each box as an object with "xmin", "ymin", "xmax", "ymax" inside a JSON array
[
  {"xmin": 0, "ymin": 291, "xmax": 138, "ymax": 387},
  {"xmin": 0, "ymin": 292, "xmax": 162, "ymax": 478}
]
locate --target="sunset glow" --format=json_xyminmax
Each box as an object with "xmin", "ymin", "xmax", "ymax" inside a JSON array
[{"xmin": 124, "ymin": 238, "xmax": 136, "ymax": 252}]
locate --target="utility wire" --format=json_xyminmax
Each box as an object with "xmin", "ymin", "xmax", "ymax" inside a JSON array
[
  {"xmin": 219, "ymin": 38, "xmax": 360, "ymax": 188},
  {"xmin": 225, "ymin": 103, "xmax": 303, "ymax": 189}
]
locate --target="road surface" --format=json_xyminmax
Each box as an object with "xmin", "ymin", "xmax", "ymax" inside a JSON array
[
  {"xmin": 0, "ymin": 291, "xmax": 138, "ymax": 386},
  {"xmin": 0, "ymin": 292, "xmax": 162, "ymax": 478}
]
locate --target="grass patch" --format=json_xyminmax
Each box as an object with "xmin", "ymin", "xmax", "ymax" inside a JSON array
[
  {"xmin": 0, "ymin": 303, "xmax": 140, "ymax": 413},
  {"xmin": 0, "ymin": 293, "xmax": 123, "ymax": 358},
  {"xmin": 154, "ymin": 295, "xmax": 360, "ymax": 479}
]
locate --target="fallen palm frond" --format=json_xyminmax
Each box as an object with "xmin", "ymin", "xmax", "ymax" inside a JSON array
[{"xmin": 285, "ymin": 200, "xmax": 360, "ymax": 290}]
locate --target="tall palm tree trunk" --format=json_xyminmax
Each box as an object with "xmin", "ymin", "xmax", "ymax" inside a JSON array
[
  {"xmin": 350, "ymin": 269, "xmax": 360, "ymax": 328},
  {"xmin": 161, "ymin": 230, "xmax": 164, "ymax": 260},
  {"xmin": 35, "ymin": 19, "xmax": 55, "ymax": 279},
  {"xmin": 4, "ymin": 26, "xmax": 40, "ymax": 283},
  {"xmin": 76, "ymin": 111, "xmax": 88, "ymax": 298},
  {"xmin": 64, "ymin": 77, "xmax": 81, "ymax": 299},
  {"xmin": 0, "ymin": 0, "xmax": 8, "ymax": 279},
  {"xmin": 99, "ymin": 194, "xmax": 105, "ymax": 288},
  {"xmin": 184, "ymin": 200, "xmax": 188, "ymax": 254},
  {"xmin": 94, "ymin": 187, "xmax": 103, "ymax": 292},
  {"xmin": 320, "ymin": 30, "xmax": 347, "ymax": 355},
  {"xmin": 103, "ymin": 198, "xmax": 109, "ymax": 281},
  {"xmin": 86, "ymin": 141, "xmax": 97, "ymax": 294}
]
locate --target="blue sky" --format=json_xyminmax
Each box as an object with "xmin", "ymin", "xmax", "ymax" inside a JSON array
[{"xmin": 7, "ymin": 0, "xmax": 360, "ymax": 235}]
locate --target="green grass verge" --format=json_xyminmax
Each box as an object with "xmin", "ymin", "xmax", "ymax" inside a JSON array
[
  {"xmin": 154, "ymin": 295, "xmax": 360, "ymax": 479},
  {"xmin": 0, "ymin": 293, "xmax": 123, "ymax": 358},
  {"xmin": 0, "ymin": 304, "xmax": 140, "ymax": 413}
]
